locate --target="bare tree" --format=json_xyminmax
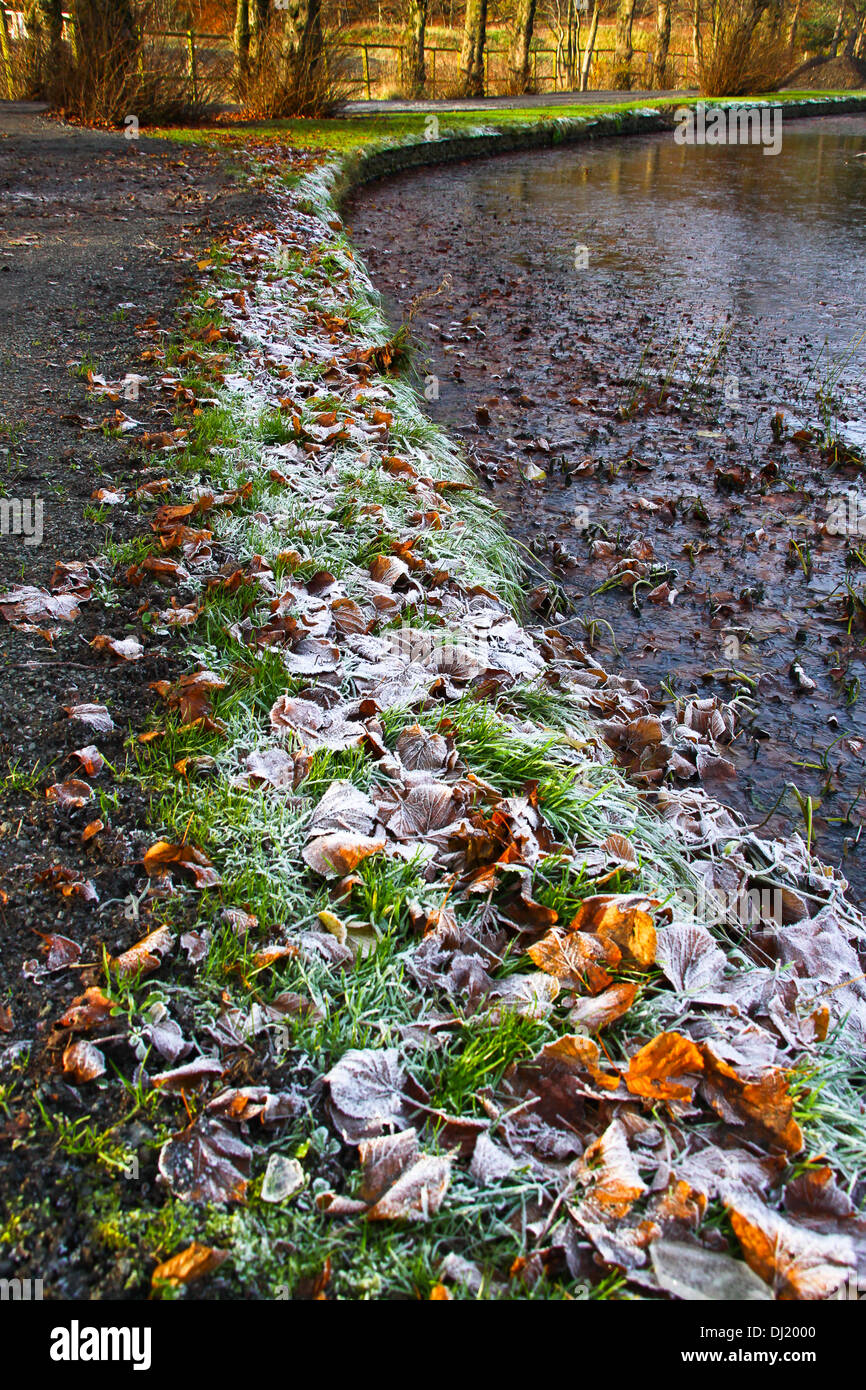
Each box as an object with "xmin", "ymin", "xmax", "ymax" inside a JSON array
[
  {"xmin": 830, "ymin": 0, "xmax": 847, "ymax": 55},
  {"xmin": 786, "ymin": 0, "xmax": 802, "ymax": 55},
  {"xmin": 24, "ymin": 0, "xmax": 64, "ymax": 96},
  {"xmin": 509, "ymin": 0, "xmax": 538, "ymax": 91},
  {"xmin": 249, "ymin": 0, "xmax": 273, "ymax": 70},
  {"xmin": 283, "ymin": 0, "xmax": 325, "ymax": 79},
  {"xmin": 612, "ymin": 0, "xmax": 636, "ymax": 87},
  {"xmin": 652, "ymin": 0, "xmax": 671, "ymax": 84},
  {"xmin": 580, "ymin": 0, "xmax": 600, "ymax": 88},
  {"xmin": 234, "ymin": 0, "xmax": 251, "ymax": 87},
  {"xmin": 405, "ymin": 0, "xmax": 427, "ymax": 95},
  {"xmin": 460, "ymin": 0, "xmax": 487, "ymax": 94}
]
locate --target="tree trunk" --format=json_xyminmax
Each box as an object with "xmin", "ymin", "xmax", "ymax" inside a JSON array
[
  {"xmin": 460, "ymin": 0, "xmax": 487, "ymax": 96},
  {"xmin": 612, "ymin": 0, "xmax": 636, "ymax": 88},
  {"xmin": 508, "ymin": 0, "xmax": 537, "ymax": 92},
  {"xmin": 580, "ymin": 0, "xmax": 600, "ymax": 89},
  {"xmin": 404, "ymin": 0, "xmax": 427, "ymax": 95},
  {"xmin": 843, "ymin": 12, "xmax": 862, "ymax": 54},
  {"xmin": 249, "ymin": 0, "xmax": 272, "ymax": 71},
  {"xmin": 652, "ymin": 0, "xmax": 671, "ymax": 85},
  {"xmin": 234, "ymin": 0, "xmax": 251, "ymax": 88},
  {"xmin": 24, "ymin": 0, "xmax": 64, "ymax": 96},
  {"xmin": 830, "ymin": 1, "xmax": 846, "ymax": 56},
  {"xmin": 786, "ymin": 0, "xmax": 801, "ymax": 55},
  {"xmin": 74, "ymin": 0, "xmax": 137, "ymax": 67},
  {"xmin": 284, "ymin": 0, "xmax": 324, "ymax": 81}
]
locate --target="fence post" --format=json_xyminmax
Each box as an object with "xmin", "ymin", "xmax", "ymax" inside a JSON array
[
  {"xmin": 0, "ymin": 7, "xmax": 12, "ymax": 99},
  {"xmin": 483, "ymin": 47, "xmax": 488, "ymax": 94},
  {"xmin": 430, "ymin": 45, "xmax": 435, "ymax": 97},
  {"xmin": 186, "ymin": 29, "xmax": 198, "ymax": 104},
  {"xmin": 362, "ymin": 43, "xmax": 370, "ymax": 99}
]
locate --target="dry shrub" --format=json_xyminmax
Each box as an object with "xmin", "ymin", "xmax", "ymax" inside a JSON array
[
  {"xmin": 10, "ymin": 2, "xmax": 226, "ymax": 124},
  {"xmin": 239, "ymin": 29, "xmax": 351, "ymax": 118},
  {"xmin": 698, "ymin": 7, "xmax": 787, "ymax": 96}
]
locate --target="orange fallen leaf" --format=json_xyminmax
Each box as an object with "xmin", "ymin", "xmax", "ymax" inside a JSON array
[
  {"xmin": 111, "ymin": 925, "xmax": 173, "ymax": 979},
  {"xmin": 62, "ymin": 1038, "xmax": 106, "ymax": 1083},
  {"xmin": 151, "ymin": 1242, "xmax": 228, "ymax": 1290},
  {"xmin": 59, "ymin": 986, "xmax": 114, "ymax": 1031},
  {"xmin": 727, "ymin": 1193, "xmax": 851, "ymax": 1300},
  {"xmin": 568, "ymin": 894, "xmax": 657, "ymax": 967},
  {"xmin": 626, "ymin": 1031, "xmax": 704, "ymax": 1103},
  {"xmin": 568, "ymin": 981, "xmax": 639, "ymax": 1032},
  {"xmin": 143, "ymin": 840, "xmax": 221, "ymax": 889},
  {"xmin": 699, "ymin": 1045, "xmax": 803, "ymax": 1155}
]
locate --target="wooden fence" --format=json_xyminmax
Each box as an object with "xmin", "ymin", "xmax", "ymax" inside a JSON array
[{"xmin": 0, "ymin": 10, "xmax": 695, "ymax": 103}]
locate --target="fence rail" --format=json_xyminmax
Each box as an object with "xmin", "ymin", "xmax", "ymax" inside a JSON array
[
  {"xmin": 339, "ymin": 40, "xmax": 696, "ymax": 98},
  {"xmin": 0, "ymin": 9, "xmax": 695, "ymax": 103}
]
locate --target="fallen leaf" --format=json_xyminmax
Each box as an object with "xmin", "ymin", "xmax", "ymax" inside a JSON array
[
  {"xmin": 626, "ymin": 1032, "xmax": 705, "ymax": 1103},
  {"xmin": 302, "ymin": 832, "xmax": 385, "ymax": 879},
  {"xmin": 324, "ymin": 1048, "xmax": 409, "ymax": 1142},
  {"xmin": 727, "ymin": 1192, "xmax": 853, "ymax": 1300},
  {"xmin": 158, "ymin": 1118, "xmax": 250, "ymax": 1204},
  {"xmin": 143, "ymin": 840, "xmax": 221, "ymax": 889},
  {"xmin": 90, "ymin": 634, "xmax": 144, "ymax": 661},
  {"xmin": 62, "ymin": 1038, "xmax": 106, "ymax": 1083},
  {"xmin": 151, "ymin": 1242, "xmax": 228, "ymax": 1289},
  {"xmin": 111, "ymin": 925, "xmax": 173, "ymax": 979}
]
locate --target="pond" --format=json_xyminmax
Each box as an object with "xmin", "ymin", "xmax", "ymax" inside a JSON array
[{"xmin": 346, "ymin": 113, "xmax": 866, "ymax": 897}]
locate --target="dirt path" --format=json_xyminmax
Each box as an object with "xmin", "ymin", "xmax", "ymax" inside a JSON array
[{"xmin": 0, "ymin": 104, "xmax": 254, "ymax": 1295}]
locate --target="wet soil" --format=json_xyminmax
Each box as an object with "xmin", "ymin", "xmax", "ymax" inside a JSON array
[
  {"xmin": 346, "ymin": 113, "xmax": 866, "ymax": 899},
  {"xmin": 0, "ymin": 107, "xmax": 255, "ymax": 1295}
]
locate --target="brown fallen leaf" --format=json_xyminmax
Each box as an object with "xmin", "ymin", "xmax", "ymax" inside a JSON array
[
  {"xmin": 90, "ymin": 634, "xmax": 144, "ymax": 661},
  {"xmin": 528, "ymin": 927, "xmax": 620, "ymax": 988},
  {"xmin": 35, "ymin": 865, "xmax": 98, "ymax": 902},
  {"xmin": 34, "ymin": 931, "xmax": 82, "ymax": 971},
  {"xmin": 536, "ymin": 1034, "xmax": 622, "ymax": 1091},
  {"xmin": 62, "ymin": 1038, "xmax": 106, "ymax": 1083},
  {"xmin": 600, "ymin": 833, "xmax": 639, "ymax": 869},
  {"xmin": 46, "ymin": 778, "xmax": 93, "ymax": 809},
  {"xmin": 65, "ymin": 703, "xmax": 114, "ymax": 734},
  {"xmin": 727, "ymin": 1192, "xmax": 853, "ymax": 1300},
  {"xmin": 574, "ymin": 1118, "xmax": 647, "ymax": 1218},
  {"xmin": 569, "ymin": 893, "xmax": 657, "ymax": 967},
  {"xmin": 568, "ymin": 981, "xmax": 639, "ymax": 1032},
  {"xmin": 158, "ymin": 1118, "xmax": 250, "ymax": 1204},
  {"xmin": 0, "ymin": 585, "xmax": 82, "ymax": 624},
  {"xmin": 69, "ymin": 745, "xmax": 104, "ymax": 776},
  {"xmin": 699, "ymin": 1045, "xmax": 803, "ymax": 1155},
  {"xmin": 152, "ymin": 1057, "xmax": 224, "ymax": 1092},
  {"xmin": 151, "ymin": 1242, "xmax": 228, "ymax": 1290},
  {"xmin": 302, "ymin": 832, "xmax": 385, "ymax": 879},
  {"xmin": 111, "ymin": 925, "xmax": 173, "ymax": 979},
  {"xmin": 320, "ymin": 1128, "xmax": 451, "ymax": 1223},
  {"xmin": 59, "ymin": 986, "xmax": 114, "ymax": 1032},
  {"xmin": 143, "ymin": 840, "xmax": 221, "ymax": 889},
  {"xmin": 625, "ymin": 1031, "xmax": 705, "ymax": 1103},
  {"xmin": 324, "ymin": 1048, "xmax": 409, "ymax": 1143}
]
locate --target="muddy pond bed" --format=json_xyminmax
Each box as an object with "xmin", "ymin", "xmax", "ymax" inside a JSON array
[{"xmin": 346, "ymin": 113, "xmax": 866, "ymax": 899}]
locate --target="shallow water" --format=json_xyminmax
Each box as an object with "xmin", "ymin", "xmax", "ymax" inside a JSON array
[{"xmin": 347, "ymin": 114, "xmax": 866, "ymax": 896}]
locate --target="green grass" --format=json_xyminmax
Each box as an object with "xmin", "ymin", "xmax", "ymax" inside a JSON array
[{"xmin": 152, "ymin": 90, "xmax": 866, "ymax": 157}]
